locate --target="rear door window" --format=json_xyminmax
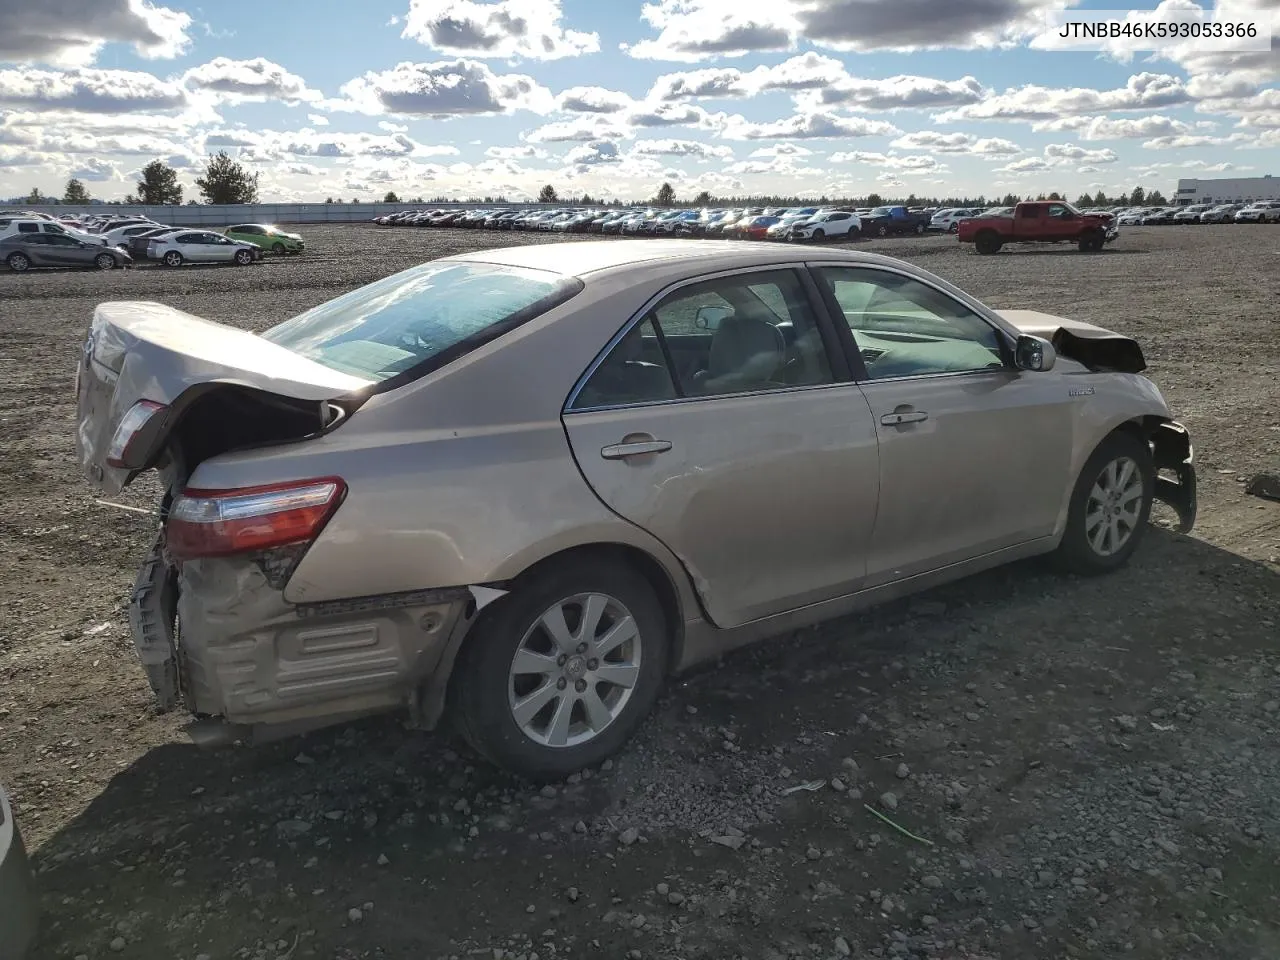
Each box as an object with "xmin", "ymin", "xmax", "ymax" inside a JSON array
[{"xmin": 17, "ymin": 222, "xmax": 37, "ymax": 233}]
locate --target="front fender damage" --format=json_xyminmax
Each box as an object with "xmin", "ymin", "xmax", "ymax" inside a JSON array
[{"xmin": 1150, "ymin": 420, "xmax": 1197, "ymax": 534}]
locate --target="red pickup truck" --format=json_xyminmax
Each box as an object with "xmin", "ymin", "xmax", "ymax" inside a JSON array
[{"xmin": 957, "ymin": 201, "xmax": 1118, "ymax": 254}]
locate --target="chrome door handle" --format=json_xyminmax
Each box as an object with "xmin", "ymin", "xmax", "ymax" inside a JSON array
[
  {"xmin": 601, "ymin": 439, "xmax": 672, "ymax": 459},
  {"xmin": 881, "ymin": 411, "xmax": 929, "ymax": 426}
]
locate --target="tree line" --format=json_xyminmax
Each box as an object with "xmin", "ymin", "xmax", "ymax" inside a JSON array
[{"xmin": 14, "ymin": 164, "xmax": 1169, "ymax": 210}]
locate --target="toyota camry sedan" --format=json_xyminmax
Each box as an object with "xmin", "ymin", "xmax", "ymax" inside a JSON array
[{"xmin": 74, "ymin": 241, "xmax": 1197, "ymax": 779}]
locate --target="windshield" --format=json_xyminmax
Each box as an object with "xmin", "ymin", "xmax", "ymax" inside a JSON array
[
  {"xmin": 870, "ymin": 207, "xmax": 892, "ymax": 216},
  {"xmin": 262, "ymin": 260, "xmax": 582, "ymax": 383}
]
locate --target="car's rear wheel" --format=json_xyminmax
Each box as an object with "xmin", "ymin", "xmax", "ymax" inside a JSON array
[
  {"xmin": 163, "ymin": 251, "xmax": 183, "ymax": 267},
  {"xmin": 94, "ymin": 252, "xmax": 116, "ymax": 270},
  {"xmin": 974, "ymin": 231, "xmax": 1002, "ymax": 254},
  {"xmin": 6, "ymin": 252, "xmax": 30, "ymax": 272},
  {"xmin": 1054, "ymin": 430, "xmax": 1154, "ymax": 575},
  {"xmin": 453, "ymin": 559, "xmax": 668, "ymax": 779},
  {"xmin": 234, "ymin": 249, "xmax": 253, "ymax": 265},
  {"xmin": 876, "ymin": 224, "xmax": 888, "ymax": 237}
]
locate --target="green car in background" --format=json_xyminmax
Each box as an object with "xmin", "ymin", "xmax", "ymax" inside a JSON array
[{"xmin": 222, "ymin": 224, "xmax": 305, "ymax": 254}]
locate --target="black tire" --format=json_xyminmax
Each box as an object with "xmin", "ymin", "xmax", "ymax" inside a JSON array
[
  {"xmin": 949, "ymin": 222, "xmax": 960, "ymax": 233},
  {"xmin": 812, "ymin": 228, "xmax": 825, "ymax": 240},
  {"xmin": 271, "ymin": 242, "xmax": 285, "ymax": 254},
  {"xmin": 6, "ymin": 252, "xmax": 30, "ymax": 272},
  {"xmin": 163, "ymin": 250, "xmax": 183, "ymax": 267},
  {"xmin": 876, "ymin": 224, "xmax": 888, "ymax": 237},
  {"xmin": 94, "ymin": 253, "xmax": 116, "ymax": 270},
  {"xmin": 234, "ymin": 249, "xmax": 253, "ymax": 265},
  {"xmin": 452, "ymin": 558, "xmax": 669, "ymax": 780},
  {"xmin": 1078, "ymin": 231, "xmax": 1104, "ymax": 252},
  {"xmin": 914, "ymin": 222, "xmax": 925, "ymax": 235},
  {"xmin": 974, "ymin": 231, "xmax": 1001, "ymax": 255},
  {"xmin": 1054, "ymin": 430, "xmax": 1154, "ymax": 576}
]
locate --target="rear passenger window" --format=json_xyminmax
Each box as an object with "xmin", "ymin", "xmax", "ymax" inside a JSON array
[
  {"xmin": 568, "ymin": 269, "xmax": 834, "ymax": 411},
  {"xmin": 17, "ymin": 223, "xmax": 37, "ymax": 233}
]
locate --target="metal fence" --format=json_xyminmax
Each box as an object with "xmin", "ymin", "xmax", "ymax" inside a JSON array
[{"xmin": 12, "ymin": 201, "xmax": 570, "ymax": 227}]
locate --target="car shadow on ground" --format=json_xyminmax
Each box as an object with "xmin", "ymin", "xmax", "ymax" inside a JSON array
[
  {"xmin": 25, "ymin": 525, "xmax": 1280, "ymax": 958},
  {"xmin": 980, "ymin": 247, "xmax": 1145, "ymax": 256}
]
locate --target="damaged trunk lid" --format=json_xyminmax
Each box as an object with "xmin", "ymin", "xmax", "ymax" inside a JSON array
[{"xmin": 76, "ymin": 301, "xmax": 374, "ymax": 494}]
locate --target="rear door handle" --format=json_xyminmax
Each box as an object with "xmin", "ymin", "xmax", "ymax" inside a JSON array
[
  {"xmin": 601, "ymin": 439, "xmax": 672, "ymax": 459},
  {"xmin": 880, "ymin": 411, "xmax": 929, "ymax": 426}
]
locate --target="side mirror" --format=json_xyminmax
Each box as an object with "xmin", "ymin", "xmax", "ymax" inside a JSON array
[
  {"xmin": 694, "ymin": 305, "xmax": 732, "ymax": 330},
  {"xmin": 1015, "ymin": 334, "xmax": 1056, "ymax": 372}
]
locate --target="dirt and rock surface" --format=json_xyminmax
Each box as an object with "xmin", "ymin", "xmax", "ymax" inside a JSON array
[{"xmin": 1, "ymin": 224, "xmax": 1278, "ymax": 960}]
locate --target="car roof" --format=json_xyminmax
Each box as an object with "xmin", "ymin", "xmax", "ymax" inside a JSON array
[{"xmin": 444, "ymin": 239, "xmax": 915, "ymax": 280}]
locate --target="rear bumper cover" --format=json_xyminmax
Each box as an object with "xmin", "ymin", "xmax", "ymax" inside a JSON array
[{"xmin": 129, "ymin": 541, "xmax": 501, "ymax": 739}]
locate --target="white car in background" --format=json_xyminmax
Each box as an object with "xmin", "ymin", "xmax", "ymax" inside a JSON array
[
  {"xmin": 102, "ymin": 222, "xmax": 167, "ymax": 248},
  {"xmin": 148, "ymin": 229, "xmax": 263, "ymax": 267},
  {"xmin": 789, "ymin": 210, "xmax": 861, "ymax": 241},
  {"xmin": 1234, "ymin": 201, "xmax": 1280, "ymax": 223},
  {"xmin": 929, "ymin": 208, "xmax": 980, "ymax": 233},
  {"xmin": 0, "ymin": 217, "xmax": 109, "ymax": 246}
]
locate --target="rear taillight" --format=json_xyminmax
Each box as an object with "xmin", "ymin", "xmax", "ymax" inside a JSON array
[
  {"xmin": 166, "ymin": 478, "xmax": 345, "ymax": 561},
  {"xmin": 105, "ymin": 400, "xmax": 167, "ymax": 468}
]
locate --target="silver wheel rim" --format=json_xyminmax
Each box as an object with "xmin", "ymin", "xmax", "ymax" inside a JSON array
[
  {"xmin": 508, "ymin": 592, "xmax": 641, "ymax": 749},
  {"xmin": 1085, "ymin": 456, "xmax": 1144, "ymax": 556},
  {"xmin": 165, "ymin": 253, "xmax": 180, "ymax": 265},
  {"xmin": 10, "ymin": 255, "xmax": 27, "ymax": 271},
  {"xmin": 97, "ymin": 255, "xmax": 113, "ymax": 269}
]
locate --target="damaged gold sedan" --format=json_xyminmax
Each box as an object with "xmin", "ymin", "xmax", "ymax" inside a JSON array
[{"xmin": 75, "ymin": 241, "xmax": 1196, "ymax": 778}]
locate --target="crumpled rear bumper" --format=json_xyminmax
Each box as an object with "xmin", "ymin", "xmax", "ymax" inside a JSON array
[{"xmin": 128, "ymin": 539, "xmax": 495, "ymax": 740}]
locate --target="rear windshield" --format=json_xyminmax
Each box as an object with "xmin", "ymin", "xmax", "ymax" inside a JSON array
[{"xmin": 261, "ymin": 260, "xmax": 582, "ymax": 384}]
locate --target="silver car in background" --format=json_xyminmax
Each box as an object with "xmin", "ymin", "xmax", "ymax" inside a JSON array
[
  {"xmin": 74, "ymin": 241, "xmax": 1197, "ymax": 779},
  {"xmin": 147, "ymin": 230, "xmax": 262, "ymax": 267},
  {"xmin": 1, "ymin": 783, "xmax": 38, "ymax": 958}
]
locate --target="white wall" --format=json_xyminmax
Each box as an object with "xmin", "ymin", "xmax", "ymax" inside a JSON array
[
  {"xmin": 1174, "ymin": 176, "xmax": 1280, "ymax": 204},
  {"xmin": 6, "ymin": 201, "xmax": 568, "ymax": 227}
]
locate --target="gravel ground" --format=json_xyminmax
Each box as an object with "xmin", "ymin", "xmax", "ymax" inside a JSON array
[{"xmin": 2, "ymin": 224, "xmax": 1279, "ymax": 960}]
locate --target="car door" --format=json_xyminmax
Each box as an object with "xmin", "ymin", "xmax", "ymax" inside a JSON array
[
  {"xmin": 200, "ymin": 233, "xmax": 235, "ymax": 261},
  {"xmin": 562, "ymin": 266, "xmax": 880, "ymax": 628},
  {"xmin": 42, "ymin": 233, "xmax": 91, "ymax": 265},
  {"xmin": 810, "ymin": 263, "xmax": 1075, "ymax": 586}
]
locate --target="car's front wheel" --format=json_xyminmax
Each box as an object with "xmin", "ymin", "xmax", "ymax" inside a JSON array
[
  {"xmin": 272, "ymin": 242, "xmax": 285, "ymax": 254},
  {"xmin": 1054, "ymin": 430, "xmax": 1154, "ymax": 575},
  {"xmin": 234, "ymin": 249, "xmax": 254, "ymax": 265},
  {"xmin": 94, "ymin": 252, "xmax": 116, "ymax": 270},
  {"xmin": 453, "ymin": 559, "xmax": 668, "ymax": 779}
]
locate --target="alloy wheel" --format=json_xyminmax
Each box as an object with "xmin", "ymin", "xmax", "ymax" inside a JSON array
[
  {"xmin": 507, "ymin": 592, "xmax": 641, "ymax": 748},
  {"xmin": 1085, "ymin": 456, "xmax": 1144, "ymax": 556}
]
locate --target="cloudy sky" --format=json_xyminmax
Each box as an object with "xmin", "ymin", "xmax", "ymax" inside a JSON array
[{"xmin": 0, "ymin": 0, "xmax": 1276, "ymax": 203}]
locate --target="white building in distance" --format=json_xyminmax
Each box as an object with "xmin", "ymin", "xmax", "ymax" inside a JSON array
[{"xmin": 1174, "ymin": 175, "xmax": 1280, "ymax": 204}]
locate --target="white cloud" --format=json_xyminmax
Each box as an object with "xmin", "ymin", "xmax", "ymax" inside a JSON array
[
  {"xmin": 182, "ymin": 57, "xmax": 320, "ymax": 104},
  {"xmin": 747, "ymin": 143, "xmax": 814, "ymax": 158},
  {"xmin": 557, "ymin": 86, "xmax": 634, "ymax": 114},
  {"xmin": 803, "ymin": 74, "xmax": 988, "ymax": 111},
  {"xmin": 624, "ymin": 0, "xmax": 1077, "ymax": 61},
  {"xmin": 332, "ymin": 60, "xmax": 555, "ymax": 117},
  {"xmin": 402, "ymin": 0, "xmax": 600, "ymax": 60},
  {"xmin": 1141, "ymin": 132, "xmax": 1251, "ymax": 148},
  {"xmin": 828, "ymin": 150, "xmax": 944, "ymax": 172},
  {"xmin": 307, "ymin": 113, "xmax": 330, "ymax": 126},
  {"xmin": 564, "ymin": 140, "xmax": 622, "ymax": 166},
  {"xmin": 889, "ymin": 130, "xmax": 1022, "ymax": 155},
  {"xmin": 0, "ymin": 0, "xmax": 192, "ymax": 67},
  {"xmin": 378, "ymin": 121, "xmax": 410, "ymax": 132},
  {"xmin": 69, "ymin": 156, "xmax": 122, "ymax": 181},
  {"xmin": 1044, "ymin": 142, "xmax": 1119, "ymax": 164},
  {"xmin": 215, "ymin": 128, "xmax": 460, "ymax": 161},
  {"xmin": 719, "ymin": 111, "xmax": 900, "ymax": 140},
  {"xmin": 524, "ymin": 114, "xmax": 632, "ymax": 142},
  {"xmin": 0, "ymin": 66, "xmax": 187, "ymax": 113},
  {"xmin": 936, "ymin": 73, "xmax": 1191, "ymax": 122},
  {"xmin": 997, "ymin": 157, "xmax": 1052, "ymax": 173},
  {"xmin": 630, "ymin": 137, "xmax": 734, "ymax": 159},
  {"xmin": 485, "ymin": 144, "xmax": 548, "ymax": 159}
]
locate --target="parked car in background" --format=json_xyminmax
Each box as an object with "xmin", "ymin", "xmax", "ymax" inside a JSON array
[
  {"xmin": 2, "ymin": 233, "xmax": 131, "ymax": 271},
  {"xmin": 1199, "ymin": 204, "xmax": 1243, "ymax": 223},
  {"xmin": 1139, "ymin": 207, "xmax": 1179, "ymax": 225},
  {"xmin": 1234, "ymin": 201, "xmax": 1280, "ymax": 223},
  {"xmin": 127, "ymin": 226, "xmax": 184, "ymax": 260},
  {"xmin": 767, "ymin": 213, "xmax": 813, "ymax": 239},
  {"xmin": 148, "ymin": 230, "xmax": 262, "ymax": 267},
  {"xmin": 1, "ymin": 782, "xmax": 37, "ymax": 958},
  {"xmin": 224, "ymin": 224, "xmax": 305, "ymax": 254},
  {"xmin": 736, "ymin": 215, "xmax": 781, "ymax": 240},
  {"xmin": 958, "ymin": 201, "xmax": 1118, "ymax": 253},
  {"xmin": 929, "ymin": 208, "xmax": 980, "ymax": 233},
  {"xmin": 790, "ymin": 210, "xmax": 861, "ymax": 241},
  {"xmin": 859, "ymin": 205, "xmax": 930, "ymax": 237},
  {"xmin": 74, "ymin": 240, "xmax": 1197, "ymax": 779},
  {"xmin": 0, "ymin": 217, "xmax": 110, "ymax": 246},
  {"xmin": 1172, "ymin": 204, "xmax": 1213, "ymax": 224},
  {"xmin": 102, "ymin": 222, "xmax": 171, "ymax": 248}
]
